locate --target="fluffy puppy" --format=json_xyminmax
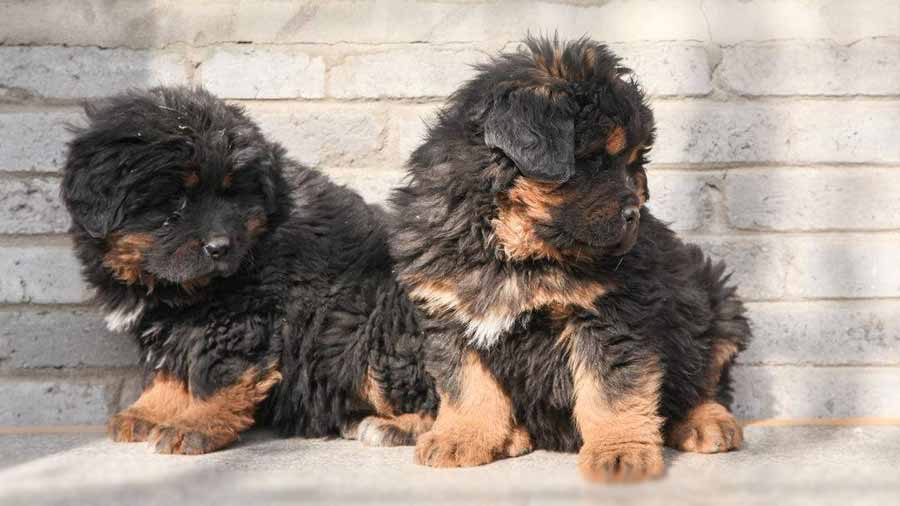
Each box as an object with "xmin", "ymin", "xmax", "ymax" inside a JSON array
[
  {"xmin": 390, "ymin": 36, "xmax": 752, "ymax": 482},
  {"xmin": 62, "ymin": 86, "xmax": 436, "ymax": 454}
]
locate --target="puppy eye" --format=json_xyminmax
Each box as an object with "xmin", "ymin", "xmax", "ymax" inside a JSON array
[
  {"xmin": 163, "ymin": 199, "xmax": 187, "ymax": 226},
  {"xmin": 163, "ymin": 211, "xmax": 181, "ymax": 227}
]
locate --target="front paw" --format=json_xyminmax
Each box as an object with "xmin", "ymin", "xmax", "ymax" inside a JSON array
[
  {"xmin": 667, "ymin": 402, "xmax": 743, "ymax": 453},
  {"xmin": 415, "ymin": 429, "xmax": 499, "ymax": 467},
  {"xmin": 578, "ymin": 442, "xmax": 664, "ymax": 483},
  {"xmin": 149, "ymin": 424, "xmax": 235, "ymax": 455},
  {"xmin": 108, "ymin": 411, "xmax": 156, "ymax": 443},
  {"xmin": 414, "ymin": 425, "xmax": 531, "ymax": 467}
]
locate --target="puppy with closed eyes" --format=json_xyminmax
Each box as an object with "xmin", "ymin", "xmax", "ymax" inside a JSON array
[
  {"xmin": 62, "ymin": 86, "xmax": 436, "ymax": 454},
  {"xmin": 390, "ymin": 36, "xmax": 752, "ymax": 482}
]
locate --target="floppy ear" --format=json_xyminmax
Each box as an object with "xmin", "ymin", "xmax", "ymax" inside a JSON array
[
  {"xmin": 484, "ymin": 89, "xmax": 575, "ymax": 183},
  {"xmin": 61, "ymin": 141, "xmax": 131, "ymax": 239}
]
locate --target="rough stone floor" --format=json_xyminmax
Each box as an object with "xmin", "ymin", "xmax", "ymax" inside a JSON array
[{"xmin": 1, "ymin": 424, "xmax": 898, "ymax": 506}]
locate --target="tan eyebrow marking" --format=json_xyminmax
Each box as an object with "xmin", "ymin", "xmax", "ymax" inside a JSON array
[{"xmin": 183, "ymin": 171, "xmax": 200, "ymax": 188}]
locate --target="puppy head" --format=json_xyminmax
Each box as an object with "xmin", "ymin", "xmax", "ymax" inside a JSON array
[
  {"xmin": 471, "ymin": 36, "xmax": 654, "ymax": 259},
  {"xmin": 62, "ymin": 86, "xmax": 284, "ymax": 288}
]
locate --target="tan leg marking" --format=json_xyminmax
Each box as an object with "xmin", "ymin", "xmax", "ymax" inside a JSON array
[
  {"xmin": 572, "ymin": 357, "xmax": 664, "ymax": 483},
  {"xmin": 415, "ymin": 351, "xmax": 532, "ymax": 467},
  {"xmin": 705, "ymin": 341, "xmax": 739, "ymax": 397},
  {"xmin": 108, "ymin": 373, "xmax": 192, "ymax": 443},
  {"xmin": 667, "ymin": 341, "xmax": 743, "ymax": 453},
  {"xmin": 361, "ymin": 367, "xmax": 396, "ymax": 417},
  {"xmin": 148, "ymin": 367, "xmax": 282, "ymax": 455}
]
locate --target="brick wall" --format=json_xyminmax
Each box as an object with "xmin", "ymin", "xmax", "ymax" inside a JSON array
[{"xmin": 2, "ymin": 0, "xmax": 899, "ymax": 425}]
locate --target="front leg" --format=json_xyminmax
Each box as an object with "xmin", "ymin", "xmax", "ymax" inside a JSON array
[
  {"xmin": 415, "ymin": 351, "xmax": 532, "ymax": 467},
  {"xmin": 571, "ymin": 326, "xmax": 665, "ymax": 483},
  {"xmin": 149, "ymin": 364, "xmax": 281, "ymax": 455},
  {"xmin": 109, "ymin": 372, "xmax": 192, "ymax": 443}
]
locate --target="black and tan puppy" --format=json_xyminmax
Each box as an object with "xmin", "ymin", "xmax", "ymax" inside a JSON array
[
  {"xmin": 62, "ymin": 86, "xmax": 436, "ymax": 454},
  {"xmin": 390, "ymin": 36, "xmax": 751, "ymax": 482}
]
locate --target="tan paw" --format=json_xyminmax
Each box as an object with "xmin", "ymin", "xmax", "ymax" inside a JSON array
[
  {"xmin": 149, "ymin": 424, "xmax": 235, "ymax": 455},
  {"xmin": 414, "ymin": 424, "xmax": 531, "ymax": 467},
  {"xmin": 415, "ymin": 429, "xmax": 499, "ymax": 467},
  {"xmin": 108, "ymin": 411, "xmax": 157, "ymax": 443},
  {"xmin": 667, "ymin": 402, "xmax": 743, "ymax": 453},
  {"xmin": 505, "ymin": 425, "xmax": 533, "ymax": 457},
  {"xmin": 578, "ymin": 442, "xmax": 664, "ymax": 483}
]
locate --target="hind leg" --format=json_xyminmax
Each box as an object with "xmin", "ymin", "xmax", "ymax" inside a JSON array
[
  {"xmin": 666, "ymin": 341, "xmax": 743, "ymax": 453},
  {"xmin": 666, "ymin": 401, "xmax": 742, "ymax": 453},
  {"xmin": 348, "ymin": 367, "xmax": 436, "ymax": 446}
]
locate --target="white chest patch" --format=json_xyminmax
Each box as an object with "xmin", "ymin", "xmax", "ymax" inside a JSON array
[
  {"xmin": 464, "ymin": 313, "xmax": 517, "ymax": 348},
  {"xmin": 104, "ymin": 301, "xmax": 146, "ymax": 333}
]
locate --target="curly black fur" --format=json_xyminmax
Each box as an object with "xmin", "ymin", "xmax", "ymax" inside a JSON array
[
  {"xmin": 390, "ymin": 35, "xmax": 752, "ymax": 462},
  {"xmin": 61, "ymin": 86, "xmax": 436, "ymax": 450}
]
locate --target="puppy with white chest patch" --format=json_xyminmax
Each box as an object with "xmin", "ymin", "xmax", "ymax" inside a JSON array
[{"xmin": 390, "ymin": 36, "xmax": 752, "ymax": 482}]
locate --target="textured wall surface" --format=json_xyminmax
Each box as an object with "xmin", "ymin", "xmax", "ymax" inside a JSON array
[{"xmin": 1, "ymin": 0, "xmax": 899, "ymax": 425}]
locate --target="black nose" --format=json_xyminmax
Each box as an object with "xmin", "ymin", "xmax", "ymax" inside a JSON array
[
  {"xmin": 622, "ymin": 206, "xmax": 640, "ymax": 225},
  {"xmin": 203, "ymin": 237, "xmax": 231, "ymax": 259}
]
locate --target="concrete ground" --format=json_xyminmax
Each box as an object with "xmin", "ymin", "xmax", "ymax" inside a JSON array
[{"xmin": 0, "ymin": 424, "xmax": 898, "ymax": 506}]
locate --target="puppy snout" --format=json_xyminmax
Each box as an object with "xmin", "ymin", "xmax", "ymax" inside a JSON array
[
  {"xmin": 622, "ymin": 206, "xmax": 640, "ymax": 225},
  {"xmin": 203, "ymin": 237, "xmax": 231, "ymax": 259}
]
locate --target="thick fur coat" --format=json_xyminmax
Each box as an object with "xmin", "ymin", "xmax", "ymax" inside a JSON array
[
  {"xmin": 62, "ymin": 87, "xmax": 436, "ymax": 454},
  {"xmin": 390, "ymin": 37, "xmax": 752, "ymax": 482}
]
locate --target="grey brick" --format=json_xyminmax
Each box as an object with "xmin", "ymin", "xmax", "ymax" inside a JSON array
[
  {"xmin": 719, "ymin": 40, "xmax": 900, "ymax": 96},
  {"xmin": 0, "ymin": 177, "xmax": 70, "ymax": 234},
  {"xmin": 741, "ymin": 300, "xmax": 900, "ymax": 366},
  {"xmin": 384, "ymin": 104, "xmax": 441, "ymax": 165},
  {"xmin": 3, "ymin": 1, "xmax": 899, "ymax": 48},
  {"xmin": 199, "ymin": 45, "xmax": 325, "ymax": 99},
  {"xmin": 0, "ymin": 244, "xmax": 91, "ymax": 304},
  {"xmin": 725, "ymin": 168, "xmax": 900, "ymax": 231},
  {"xmin": 0, "ymin": 308, "xmax": 138, "ymax": 369},
  {"xmin": 645, "ymin": 170, "xmax": 723, "ymax": 232},
  {"xmin": 689, "ymin": 235, "xmax": 789, "ymax": 301},
  {"xmin": 0, "ymin": 1, "xmax": 710, "ymax": 47},
  {"xmin": 244, "ymin": 103, "xmax": 385, "ymax": 168},
  {"xmin": 0, "ymin": 110, "xmax": 81, "ymax": 173},
  {"xmin": 732, "ymin": 365, "xmax": 900, "ymax": 419},
  {"xmin": 0, "ymin": 377, "xmax": 117, "ymax": 426},
  {"xmin": 329, "ymin": 47, "xmax": 485, "ymax": 99},
  {"xmin": 782, "ymin": 234, "xmax": 900, "ymax": 299},
  {"xmin": 705, "ymin": 0, "xmax": 900, "ymax": 44},
  {"xmin": 652, "ymin": 100, "xmax": 900, "ymax": 164},
  {"xmin": 117, "ymin": 372, "xmax": 144, "ymax": 410},
  {"xmin": 324, "ymin": 167, "xmax": 406, "ymax": 205},
  {"xmin": 611, "ymin": 43, "xmax": 712, "ymax": 96},
  {"xmin": 0, "ymin": 47, "xmax": 188, "ymax": 100},
  {"xmin": 692, "ymin": 234, "xmax": 900, "ymax": 301}
]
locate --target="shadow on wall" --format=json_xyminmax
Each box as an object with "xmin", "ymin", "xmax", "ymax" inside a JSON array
[{"xmin": 675, "ymin": 8, "xmax": 894, "ymax": 421}]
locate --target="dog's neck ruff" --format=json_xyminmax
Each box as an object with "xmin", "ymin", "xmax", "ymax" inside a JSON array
[{"xmin": 405, "ymin": 268, "xmax": 607, "ymax": 349}]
